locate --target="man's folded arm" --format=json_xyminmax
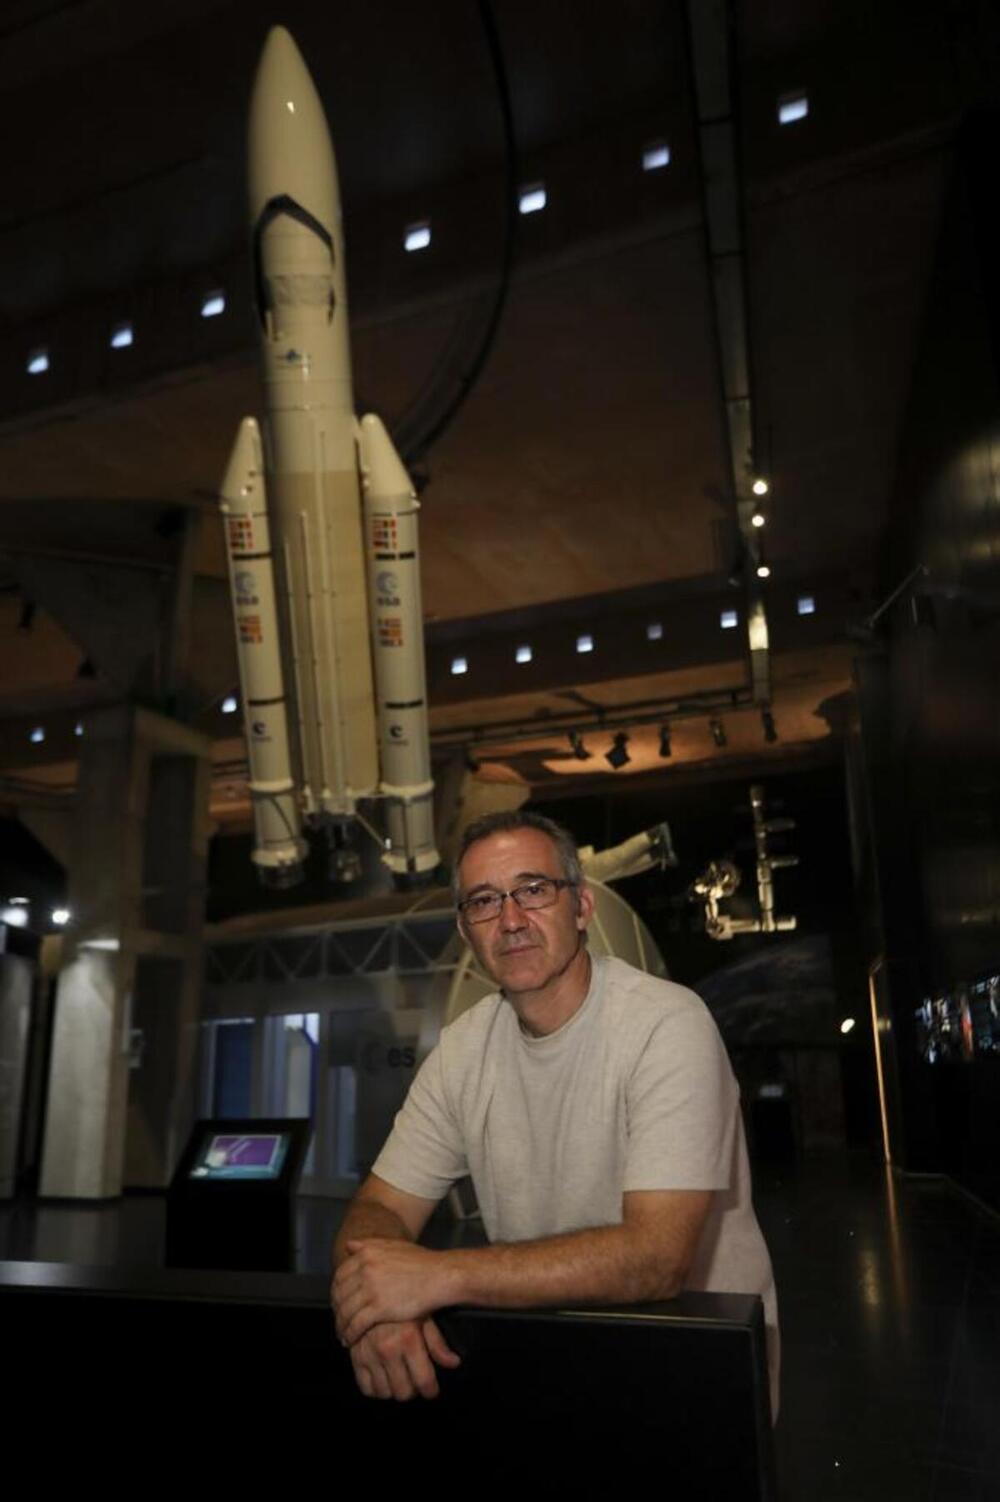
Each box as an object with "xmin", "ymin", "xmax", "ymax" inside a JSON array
[
  {"xmin": 448, "ymin": 1187, "xmax": 712, "ymax": 1307},
  {"xmin": 334, "ymin": 1186, "xmax": 714, "ymax": 1347},
  {"xmin": 331, "ymin": 1175, "xmax": 461, "ymax": 1402}
]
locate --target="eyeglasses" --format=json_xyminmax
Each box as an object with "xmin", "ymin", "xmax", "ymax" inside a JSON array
[{"xmin": 457, "ymin": 877, "xmax": 576, "ymax": 925}]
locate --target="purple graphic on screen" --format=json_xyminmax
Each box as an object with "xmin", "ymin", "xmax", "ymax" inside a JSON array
[{"xmin": 208, "ymin": 1134, "xmax": 279, "ymax": 1169}]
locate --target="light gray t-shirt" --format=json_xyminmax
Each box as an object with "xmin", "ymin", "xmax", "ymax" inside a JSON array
[{"xmin": 373, "ymin": 955, "xmax": 778, "ymax": 1408}]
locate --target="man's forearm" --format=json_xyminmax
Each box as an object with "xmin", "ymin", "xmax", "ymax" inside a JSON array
[
  {"xmin": 440, "ymin": 1222, "xmax": 684, "ymax": 1310},
  {"xmin": 333, "ymin": 1198, "xmax": 412, "ymax": 1268}
]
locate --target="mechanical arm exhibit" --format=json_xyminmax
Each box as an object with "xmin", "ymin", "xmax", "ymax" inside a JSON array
[
  {"xmin": 578, "ymin": 821, "xmax": 678, "ymax": 884},
  {"xmin": 688, "ymin": 785, "xmax": 798, "ymax": 940},
  {"xmin": 219, "ymin": 27, "xmax": 437, "ymax": 889}
]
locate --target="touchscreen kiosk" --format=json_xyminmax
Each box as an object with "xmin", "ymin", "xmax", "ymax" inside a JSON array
[{"xmin": 166, "ymin": 1118, "xmax": 310, "ymax": 1272}]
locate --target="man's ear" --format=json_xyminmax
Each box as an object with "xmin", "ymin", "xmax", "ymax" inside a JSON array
[
  {"xmin": 576, "ymin": 882, "xmax": 595, "ymax": 930},
  {"xmin": 456, "ymin": 911, "xmax": 469, "ymax": 945}
]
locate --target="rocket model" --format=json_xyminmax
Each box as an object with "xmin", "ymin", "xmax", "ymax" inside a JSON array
[{"xmin": 219, "ymin": 26, "xmax": 439, "ymax": 887}]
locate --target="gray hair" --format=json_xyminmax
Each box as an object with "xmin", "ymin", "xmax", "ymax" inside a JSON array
[{"xmin": 452, "ymin": 809, "xmax": 585, "ymax": 902}]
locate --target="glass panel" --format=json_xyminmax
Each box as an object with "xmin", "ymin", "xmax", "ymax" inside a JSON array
[{"xmin": 212, "ymin": 1019, "xmax": 254, "ymax": 1118}]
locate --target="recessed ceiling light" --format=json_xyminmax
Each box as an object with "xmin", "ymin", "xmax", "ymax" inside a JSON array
[
  {"xmin": 751, "ymin": 511, "xmax": 766, "ymax": 528},
  {"xmin": 404, "ymin": 222, "xmax": 431, "ymax": 252},
  {"xmin": 450, "ymin": 656, "xmax": 468, "ymax": 676},
  {"xmin": 642, "ymin": 142, "xmax": 671, "ymax": 171},
  {"xmin": 646, "ymin": 622, "xmax": 663, "ymax": 641},
  {"xmin": 74, "ymin": 722, "xmax": 84, "ymax": 737},
  {"xmin": 576, "ymin": 634, "xmax": 594, "ymax": 654},
  {"xmin": 757, "ymin": 563, "xmax": 772, "ymax": 579},
  {"xmin": 752, "ymin": 478, "xmax": 769, "ymax": 496},
  {"xmin": 29, "ymin": 726, "xmax": 45, "ymax": 744},
  {"xmin": 222, "ymin": 695, "xmax": 238, "ymax": 714},
  {"xmin": 778, "ymin": 92, "xmax": 809, "ymax": 126},
  {"xmin": 201, "ymin": 291, "xmax": 226, "ymax": 318},
  {"xmin": 797, "ymin": 595, "xmax": 816, "ymax": 615},
  {"xmin": 515, "ymin": 644, "xmax": 533, "ymax": 663},
  {"xmin": 840, "ymin": 1017, "xmax": 856, "ymax": 1035},
  {"xmin": 110, "ymin": 322, "xmax": 133, "ymax": 349},
  {"xmin": 519, "ymin": 184, "xmax": 546, "ymax": 215},
  {"xmin": 52, "ymin": 908, "xmax": 71, "ymax": 927},
  {"xmin": 27, "ymin": 348, "xmax": 49, "ymax": 375},
  {"xmin": 720, "ymin": 609, "xmax": 738, "ymax": 630}
]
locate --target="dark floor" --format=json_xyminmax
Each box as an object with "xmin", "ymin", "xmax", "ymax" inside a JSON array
[
  {"xmin": 1, "ymin": 1151, "xmax": 997, "ymax": 1500},
  {"xmin": 757, "ymin": 1155, "xmax": 1000, "ymax": 1502}
]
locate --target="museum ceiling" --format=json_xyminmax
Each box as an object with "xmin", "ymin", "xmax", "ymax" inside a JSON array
[{"xmin": 0, "ymin": 0, "xmax": 994, "ymax": 831}]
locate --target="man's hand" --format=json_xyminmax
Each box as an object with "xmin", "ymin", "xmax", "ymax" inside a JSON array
[
  {"xmin": 333, "ymin": 1237, "xmax": 458, "ymax": 1347},
  {"xmin": 348, "ymin": 1317, "xmax": 461, "ymax": 1401}
]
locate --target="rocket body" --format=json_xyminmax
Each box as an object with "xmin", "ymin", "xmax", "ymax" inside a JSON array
[{"xmin": 248, "ymin": 26, "xmax": 378, "ymax": 821}]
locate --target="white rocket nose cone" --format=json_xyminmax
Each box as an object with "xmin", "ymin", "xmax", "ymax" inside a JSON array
[
  {"xmin": 248, "ymin": 25, "xmax": 338, "ymax": 229},
  {"xmin": 360, "ymin": 414, "xmax": 415, "ymax": 498}
]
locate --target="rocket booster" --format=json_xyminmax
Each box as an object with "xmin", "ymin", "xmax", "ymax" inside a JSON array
[
  {"xmin": 221, "ymin": 26, "xmax": 440, "ymax": 885},
  {"xmin": 359, "ymin": 415, "xmax": 438, "ymax": 878},
  {"xmin": 219, "ymin": 419, "xmax": 307, "ymax": 887}
]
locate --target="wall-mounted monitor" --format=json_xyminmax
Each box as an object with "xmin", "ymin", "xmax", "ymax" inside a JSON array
[{"xmin": 915, "ymin": 972, "xmax": 1000, "ymax": 1064}]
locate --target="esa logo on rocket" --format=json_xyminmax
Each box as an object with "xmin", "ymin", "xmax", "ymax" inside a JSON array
[
  {"xmin": 376, "ymin": 570, "xmax": 401, "ymax": 606},
  {"xmin": 235, "ymin": 570, "xmax": 260, "ymax": 607}
]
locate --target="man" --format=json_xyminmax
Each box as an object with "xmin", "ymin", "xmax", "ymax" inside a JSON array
[{"xmin": 332, "ymin": 810, "xmax": 778, "ymax": 1414}]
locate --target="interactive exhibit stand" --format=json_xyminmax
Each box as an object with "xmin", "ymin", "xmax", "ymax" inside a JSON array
[{"xmin": 166, "ymin": 1118, "xmax": 311, "ymax": 1271}]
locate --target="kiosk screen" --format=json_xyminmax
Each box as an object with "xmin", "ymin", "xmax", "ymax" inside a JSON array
[{"xmin": 189, "ymin": 1132, "xmax": 290, "ymax": 1180}]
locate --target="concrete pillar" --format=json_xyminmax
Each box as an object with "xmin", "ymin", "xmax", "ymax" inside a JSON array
[
  {"xmin": 40, "ymin": 705, "xmax": 212, "ymax": 1199},
  {"xmin": 0, "ymin": 953, "xmax": 34, "ymax": 1198}
]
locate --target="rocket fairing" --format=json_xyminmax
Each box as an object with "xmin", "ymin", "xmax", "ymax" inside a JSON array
[{"xmin": 220, "ymin": 25, "xmax": 440, "ymax": 886}]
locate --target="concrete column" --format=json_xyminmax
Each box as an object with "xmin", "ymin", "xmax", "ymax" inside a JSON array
[
  {"xmin": 40, "ymin": 705, "xmax": 211, "ymax": 1199},
  {"xmin": 0, "ymin": 954, "xmax": 34, "ymax": 1198}
]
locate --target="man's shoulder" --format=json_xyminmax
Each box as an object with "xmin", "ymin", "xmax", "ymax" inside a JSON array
[
  {"xmin": 600, "ymin": 955, "xmax": 713, "ymax": 1024},
  {"xmin": 597, "ymin": 958, "xmax": 731, "ymax": 1081},
  {"xmin": 439, "ymin": 988, "xmax": 507, "ymax": 1053}
]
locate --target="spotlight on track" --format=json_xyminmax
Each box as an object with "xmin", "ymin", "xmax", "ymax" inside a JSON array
[
  {"xmin": 18, "ymin": 599, "xmax": 36, "ymax": 632},
  {"xmin": 605, "ymin": 732, "xmax": 630, "ymax": 770},
  {"xmin": 710, "ymin": 718, "xmax": 727, "ymax": 749},
  {"xmin": 752, "ymin": 477, "xmax": 769, "ymax": 496},
  {"xmin": 658, "ymin": 725, "xmax": 672, "ymax": 759},
  {"xmin": 761, "ymin": 707, "xmax": 777, "ymax": 743},
  {"xmin": 568, "ymin": 730, "xmax": 591, "ymax": 761}
]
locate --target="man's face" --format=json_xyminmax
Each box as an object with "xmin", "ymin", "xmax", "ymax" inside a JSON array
[{"xmin": 456, "ymin": 828, "xmax": 594, "ymax": 998}]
